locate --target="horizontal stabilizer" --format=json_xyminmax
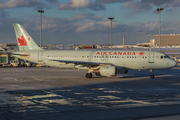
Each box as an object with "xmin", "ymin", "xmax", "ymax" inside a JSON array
[{"xmin": 11, "ymin": 53, "xmax": 30, "ymax": 56}]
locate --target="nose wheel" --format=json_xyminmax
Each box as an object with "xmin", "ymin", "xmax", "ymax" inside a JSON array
[
  {"xmin": 150, "ymin": 75, "xmax": 154, "ymax": 79},
  {"xmin": 150, "ymin": 69, "xmax": 154, "ymax": 79}
]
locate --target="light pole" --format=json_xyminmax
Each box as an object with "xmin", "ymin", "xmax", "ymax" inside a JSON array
[
  {"xmin": 147, "ymin": 35, "xmax": 149, "ymax": 47},
  {"xmin": 147, "ymin": 35, "xmax": 151, "ymax": 51},
  {"xmin": 147, "ymin": 35, "xmax": 149, "ymax": 43},
  {"xmin": 108, "ymin": 17, "xmax": 114, "ymax": 50},
  {"xmin": 122, "ymin": 36, "xmax": 124, "ymax": 49},
  {"xmin": 157, "ymin": 8, "xmax": 164, "ymax": 51},
  {"xmin": 38, "ymin": 10, "xmax": 44, "ymax": 48}
]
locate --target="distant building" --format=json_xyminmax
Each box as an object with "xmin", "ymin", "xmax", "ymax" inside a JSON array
[
  {"xmin": 0, "ymin": 52, "xmax": 19, "ymax": 66},
  {"xmin": 0, "ymin": 43, "xmax": 18, "ymax": 51},
  {"xmin": 0, "ymin": 43, "xmax": 19, "ymax": 66},
  {"xmin": 154, "ymin": 34, "xmax": 180, "ymax": 46},
  {"xmin": 150, "ymin": 39, "xmax": 155, "ymax": 47},
  {"xmin": 76, "ymin": 45, "xmax": 95, "ymax": 49}
]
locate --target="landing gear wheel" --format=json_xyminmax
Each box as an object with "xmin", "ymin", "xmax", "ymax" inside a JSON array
[
  {"xmin": 150, "ymin": 75, "xmax": 154, "ymax": 79},
  {"xmin": 86, "ymin": 73, "xmax": 92, "ymax": 78},
  {"xmin": 150, "ymin": 69, "xmax": 154, "ymax": 79}
]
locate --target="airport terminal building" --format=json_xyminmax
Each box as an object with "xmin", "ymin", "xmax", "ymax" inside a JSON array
[{"xmin": 154, "ymin": 34, "xmax": 180, "ymax": 46}]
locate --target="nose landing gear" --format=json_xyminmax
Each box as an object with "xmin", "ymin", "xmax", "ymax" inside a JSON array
[{"xmin": 150, "ymin": 69, "xmax": 154, "ymax": 79}]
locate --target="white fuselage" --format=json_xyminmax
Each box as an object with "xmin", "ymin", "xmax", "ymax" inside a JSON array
[{"xmin": 13, "ymin": 49, "xmax": 177, "ymax": 70}]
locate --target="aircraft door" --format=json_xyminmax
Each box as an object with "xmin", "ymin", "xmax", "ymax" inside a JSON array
[
  {"xmin": 148, "ymin": 52, "xmax": 154, "ymax": 63},
  {"xmin": 38, "ymin": 51, "xmax": 43, "ymax": 62}
]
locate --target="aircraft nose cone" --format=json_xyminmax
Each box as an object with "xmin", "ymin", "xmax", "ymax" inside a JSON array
[{"xmin": 171, "ymin": 59, "xmax": 177, "ymax": 67}]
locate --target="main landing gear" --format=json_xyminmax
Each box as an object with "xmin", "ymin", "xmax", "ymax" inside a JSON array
[
  {"xmin": 86, "ymin": 73, "xmax": 92, "ymax": 78},
  {"xmin": 150, "ymin": 69, "xmax": 154, "ymax": 79}
]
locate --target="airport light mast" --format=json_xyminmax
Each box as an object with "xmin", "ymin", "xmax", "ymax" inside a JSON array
[
  {"xmin": 122, "ymin": 36, "xmax": 125, "ymax": 49},
  {"xmin": 108, "ymin": 17, "xmax": 114, "ymax": 50},
  {"xmin": 38, "ymin": 10, "xmax": 44, "ymax": 48},
  {"xmin": 147, "ymin": 35, "xmax": 151, "ymax": 51},
  {"xmin": 157, "ymin": 8, "xmax": 164, "ymax": 51}
]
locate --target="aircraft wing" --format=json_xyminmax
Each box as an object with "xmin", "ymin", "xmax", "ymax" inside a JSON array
[
  {"xmin": 49, "ymin": 59, "xmax": 113, "ymax": 67},
  {"xmin": 0, "ymin": 51, "xmax": 29, "ymax": 56}
]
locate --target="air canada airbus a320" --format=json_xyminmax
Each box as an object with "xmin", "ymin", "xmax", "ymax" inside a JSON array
[{"xmin": 11, "ymin": 23, "xmax": 177, "ymax": 79}]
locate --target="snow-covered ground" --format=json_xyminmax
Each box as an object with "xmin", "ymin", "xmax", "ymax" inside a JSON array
[{"xmin": 1, "ymin": 67, "xmax": 180, "ymax": 119}]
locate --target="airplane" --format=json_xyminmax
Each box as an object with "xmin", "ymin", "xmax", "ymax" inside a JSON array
[{"xmin": 11, "ymin": 23, "xmax": 177, "ymax": 79}]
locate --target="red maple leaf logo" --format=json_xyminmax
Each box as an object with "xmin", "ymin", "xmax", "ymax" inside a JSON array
[
  {"xmin": 17, "ymin": 35, "xmax": 30, "ymax": 46},
  {"xmin": 138, "ymin": 52, "xmax": 144, "ymax": 56}
]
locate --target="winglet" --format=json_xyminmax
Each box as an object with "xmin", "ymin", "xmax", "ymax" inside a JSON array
[{"xmin": 13, "ymin": 23, "xmax": 43, "ymax": 51}]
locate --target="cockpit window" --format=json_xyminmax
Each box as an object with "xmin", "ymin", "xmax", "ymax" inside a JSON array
[
  {"xmin": 161, "ymin": 55, "xmax": 169, "ymax": 59},
  {"xmin": 166, "ymin": 55, "xmax": 170, "ymax": 58}
]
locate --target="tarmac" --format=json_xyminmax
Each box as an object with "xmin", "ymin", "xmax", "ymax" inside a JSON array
[{"xmin": 0, "ymin": 65, "xmax": 180, "ymax": 120}]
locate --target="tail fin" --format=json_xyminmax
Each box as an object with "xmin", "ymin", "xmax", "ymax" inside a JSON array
[{"xmin": 13, "ymin": 23, "xmax": 43, "ymax": 51}]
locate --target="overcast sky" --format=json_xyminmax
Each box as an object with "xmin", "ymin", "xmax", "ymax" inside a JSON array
[{"xmin": 0, "ymin": 0, "xmax": 180, "ymax": 45}]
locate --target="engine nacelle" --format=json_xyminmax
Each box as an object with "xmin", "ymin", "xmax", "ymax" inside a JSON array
[
  {"xmin": 100, "ymin": 66, "xmax": 117, "ymax": 77},
  {"xmin": 117, "ymin": 67, "xmax": 129, "ymax": 74}
]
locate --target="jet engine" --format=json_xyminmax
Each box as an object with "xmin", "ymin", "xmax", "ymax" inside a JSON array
[{"xmin": 99, "ymin": 66, "xmax": 117, "ymax": 77}]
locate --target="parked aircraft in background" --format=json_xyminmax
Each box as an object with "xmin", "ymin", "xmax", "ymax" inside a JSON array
[{"xmin": 11, "ymin": 23, "xmax": 177, "ymax": 78}]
